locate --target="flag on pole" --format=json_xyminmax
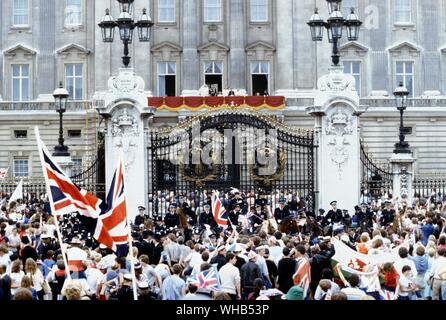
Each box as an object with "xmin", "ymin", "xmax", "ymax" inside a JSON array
[
  {"xmin": 8, "ymin": 179, "xmax": 23, "ymax": 204},
  {"xmin": 96, "ymin": 156, "xmax": 129, "ymax": 257},
  {"xmin": 211, "ymin": 191, "xmax": 228, "ymax": 228},
  {"xmin": 0, "ymin": 168, "xmax": 8, "ymax": 179},
  {"xmin": 35, "ymin": 130, "xmax": 127, "ymax": 256}
]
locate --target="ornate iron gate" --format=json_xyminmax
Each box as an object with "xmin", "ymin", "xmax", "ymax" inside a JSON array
[
  {"xmin": 150, "ymin": 108, "xmax": 317, "ymax": 213},
  {"xmin": 360, "ymin": 142, "xmax": 393, "ymax": 200}
]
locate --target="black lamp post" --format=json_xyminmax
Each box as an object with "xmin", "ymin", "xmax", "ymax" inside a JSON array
[
  {"xmin": 98, "ymin": 0, "xmax": 154, "ymax": 68},
  {"xmin": 308, "ymin": 1, "xmax": 362, "ymax": 66},
  {"xmin": 394, "ymin": 81, "xmax": 412, "ymax": 154},
  {"xmin": 53, "ymin": 82, "xmax": 70, "ymax": 157}
]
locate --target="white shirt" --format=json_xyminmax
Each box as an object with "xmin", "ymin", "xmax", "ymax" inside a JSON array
[
  {"xmin": 219, "ymin": 263, "xmax": 240, "ymax": 295},
  {"xmin": 429, "ymin": 256, "xmax": 446, "ymax": 280},
  {"xmin": 27, "ymin": 269, "xmax": 44, "ymax": 292},
  {"xmin": 10, "ymin": 271, "xmax": 24, "ymax": 295},
  {"xmin": 185, "ymin": 251, "xmax": 202, "ymax": 269},
  {"xmin": 85, "ymin": 267, "xmax": 104, "ymax": 294}
]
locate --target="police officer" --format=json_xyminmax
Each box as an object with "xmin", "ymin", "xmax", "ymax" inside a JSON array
[
  {"xmin": 274, "ymin": 199, "xmax": 290, "ymax": 222},
  {"xmin": 250, "ymin": 204, "xmax": 267, "ymax": 227},
  {"xmin": 323, "ymin": 201, "xmax": 343, "ymax": 226},
  {"xmin": 228, "ymin": 204, "xmax": 242, "ymax": 226},
  {"xmin": 380, "ymin": 200, "xmax": 395, "ymax": 227},
  {"xmin": 358, "ymin": 203, "xmax": 374, "ymax": 228},
  {"xmin": 230, "ymin": 190, "xmax": 246, "ymax": 211},
  {"xmin": 164, "ymin": 204, "xmax": 180, "ymax": 229},
  {"xmin": 134, "ymin": 206, "xmax": 147, "ymax": 226}
]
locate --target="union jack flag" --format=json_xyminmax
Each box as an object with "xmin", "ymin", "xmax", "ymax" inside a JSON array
[
  {"xmin": 188, "ymin": 268, "xmax": 221, "ymax": 292},
  {"xmin": 35, "ymin": 128, "xmax": 128, "ymax": 257},
  {"xmin": 211, "ymin": 191, "xmax": 228, "ymax": 228},
  {"xmin": 379, "ymin": 290, "xmax": 396, "ymax": 301},
  {"xmin": 96, "ymin": 157, "xmax": 129, "ymax": 257}
]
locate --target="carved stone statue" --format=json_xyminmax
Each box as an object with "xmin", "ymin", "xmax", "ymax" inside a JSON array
[{"xmin": 326, "ymin": 108, "xmax": 354, "ymax": 177}]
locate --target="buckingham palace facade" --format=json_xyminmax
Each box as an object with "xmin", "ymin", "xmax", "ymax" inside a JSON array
[{"xmin": 2, "ymin": 0, "xmax": 446, "ymax": 181}]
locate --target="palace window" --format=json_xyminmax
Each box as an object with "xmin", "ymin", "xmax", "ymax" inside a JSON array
[
  {"xmin": 158, "ymin": 0, "xmax": 176, "ymax": 23},
  {"xmin": 158, "ymin": 62, "xmax": 176, "ymax": 96},
  {"xmin": 65, "ymin": 63, "xmax": 83, "ymax": 100},
  {"xmin": 250, "ymin": 0, "xmax": 268, "ymax": 22},
  {"xmin": 395, "ymin": 0, "xmax": 412, "ymax": 23},
  {"xmin": 204, "ymin": 0, "xmax": 222, "ymax": 22},
  {"xmin": 204, "ymin": 61, "xmax": 223, "ymax": 94},
  {"xmin": 65, "ymin": 0, "xmax": 82, "ymax": 26},
  {"xmin": 13, "ymin": 0, "xmax": 29, "ymax": 26},
  {"xmin": 396, "ymin": 61, "xmax": 414, "ymax": 97},
  {"xmin": 251, "ymin": 61, "xmax": 269, "ymax": 96},
  {"xmin": 343, "ymin": 61, "xmax": 361, "ymax": 95},
  {"xmin": 13, "ymin": 158, "xmax": 29, "ymax": 177},
  {"xmin": 12, "ymin": 64, "xmax": 30, "ymax": 102}
]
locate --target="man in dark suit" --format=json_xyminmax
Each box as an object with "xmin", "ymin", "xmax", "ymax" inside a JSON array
[
  {"xmin": 199, "ymin": 205, "xmax": 217, "ymax": 229},
  {"xmin": 0, "ymin": 264, "xmax": 11, "ymax": 301},
  {"xmin": 164, "ymin": 205, "xmax": 180, "ymax": 229},
  {"xmin": 20, "ymin": 236, "xmax": 38, "ymax": 267}
]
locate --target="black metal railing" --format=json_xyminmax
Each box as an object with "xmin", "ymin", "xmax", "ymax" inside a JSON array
[
  {"xmin": 413, "ymin": 174, "xmax": 446, "ymax": 201},
  {"xmin": 150, "ymin": 108, "xmax": 318, "ymax": 216},
  {"xmin": 360, "ymin": 142, "xmax": 393, "ymax": 200}
]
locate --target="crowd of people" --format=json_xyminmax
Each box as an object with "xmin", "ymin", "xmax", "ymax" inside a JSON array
[{"xmin": 0, "ymin": 188, "xmax": 446, "ymax": 301}]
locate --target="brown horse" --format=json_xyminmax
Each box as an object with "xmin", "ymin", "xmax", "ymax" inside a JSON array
[{"xmin": 279, "ymin": 218, "xmax": 299, "ymax": 235}]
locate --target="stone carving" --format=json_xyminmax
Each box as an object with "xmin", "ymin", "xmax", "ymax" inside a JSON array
[
  {"xmin": 111, "ymin": 108, "xmax": 139, "ymax": 170},
  {"xmin": 400, "ymin": 166, "xmax": 409, "ymax": 198},
  {"xmin": 108, "ymin": 69, "xmax": 145, "ymax": 94},
  {"xmin": 318, "ymin": 67, "xmax": 356, "ymax": 92},
  {"xmin": 326, "ymin": 109, "xmax": 354, "ymax": 177}
]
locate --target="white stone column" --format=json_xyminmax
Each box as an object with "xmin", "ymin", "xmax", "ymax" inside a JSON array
[
  {"xmin": 275, "ymin": 0, "xmax": 294, "ymax": 96},
  {"xmin": 307, "ymin": 66, "xmax": 364, "ymax": 212},
  {"xmin": 53, "ymin": 156, "xmax": 73, "ymax": 177},
  {"xmin": 94, "ymin": 68, "xmax": 153, "ymax": 221},
  {"xmin": 391, "ymin": 153, "xmax": 415, "ymax": 206}
]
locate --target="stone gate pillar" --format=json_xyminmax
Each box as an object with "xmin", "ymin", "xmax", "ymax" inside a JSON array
[
  {"xmin": 307, "ymin": 67, "xmax": 365, "ymax": 213},
  {"xmin": 94, "ymin": 68, "xmax": 154, "ymax": 221},
  {"xmin": 391, "ymin": 153, "xmax": 415, "ymax": 206}
]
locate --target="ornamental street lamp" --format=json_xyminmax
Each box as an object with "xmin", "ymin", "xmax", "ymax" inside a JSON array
[
  {"xmin": 393, "ymin": 81, "xmax": 412, "ymax": 154},
  {"xmin": 53, "ymin": 82, "xmax": 70, "ymax": 157},
  {"xmin": 98, "ymin": 0, "xmax": 154, "ymax": 68},
  {"xmin": 308, "ymin": 2, "xmax": 362, "ymax": 66}
]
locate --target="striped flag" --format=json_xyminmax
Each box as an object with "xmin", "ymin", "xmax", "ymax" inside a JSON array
[
  {"xmin": 96, "ymin": 156, "xmax": 129, "ymax": 257},
  {"xmin": 211, "ymin": 191, "xmax": 228, "ymax": 228},
  {"xmin": 293, "ymin": 256, "xmax": 311, "ymax": 299},
  {"xmin": 35, "ymin": 128, "xmax": 128, "ymax": 257}
]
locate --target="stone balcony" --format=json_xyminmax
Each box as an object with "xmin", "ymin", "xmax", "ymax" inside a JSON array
[{"xmin": 0, "ymin": 100, "xmax": 94, "ymax": 112}]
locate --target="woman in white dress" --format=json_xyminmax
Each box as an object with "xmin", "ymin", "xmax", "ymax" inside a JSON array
[{"xmin": 10, "ymin": 260, "xmax": 25, "ymax": 296}]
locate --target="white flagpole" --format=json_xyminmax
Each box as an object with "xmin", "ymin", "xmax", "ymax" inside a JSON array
[
  {"xmin": 34, "ymin": 127, "xmax": 72, "ymax": 281},
  {"xmin": 118, "ymin": 151, "xmax": 138, "ymax": 301}
]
